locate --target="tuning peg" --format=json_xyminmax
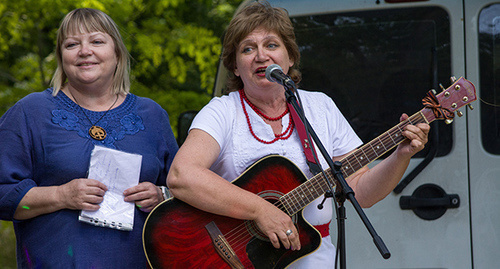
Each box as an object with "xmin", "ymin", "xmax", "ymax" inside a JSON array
[
  {"xmin": 457, "ymin": 111, "xmax": 463, "ymax": 117},
  {"xmin": 445, "ymin": 119, "xmax": 454, "ymax": 124},
  {"xmin": 468, "ymin": 104, "xmax": 474, "ymax": 110},
  {"xmin": 431, "ymin": 89, "xmax": 437, "ymax": 95},
  {"xmin": 450, "ymin": 76, "xmax": 457, "ymax": 82},
  {"xmin": 439, "ymin": 84, "xmax": 445, "ymax": 91}
]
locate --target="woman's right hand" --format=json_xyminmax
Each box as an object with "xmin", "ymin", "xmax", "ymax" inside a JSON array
[
  {"xmin": 14, "ymin": 178, "xmax": 108, "ymax": 220},
  {"xmin": 254, "ymin": 202, "xmax": 301, "ymax": 251},
  {"xmin": 57, "ymin": 178, "xmax": 108, "ymax": 211}
]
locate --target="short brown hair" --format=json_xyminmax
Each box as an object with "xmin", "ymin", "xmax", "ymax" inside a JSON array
[
  {"xmin": 50, "ymin": 8, "xmax": 130, "ymax": 96},
  {"xmin": 221, "ymin": 1, "xmax": 301, "ymax": 92}
]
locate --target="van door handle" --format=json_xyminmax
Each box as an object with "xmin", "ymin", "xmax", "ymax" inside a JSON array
[
  {"xmin": 400, "ymin": 195, "xmax": 460, "ymax": 208},
  {"xmin": 400, "ymin": 183, "xmax": 460, "ymax": 220}
]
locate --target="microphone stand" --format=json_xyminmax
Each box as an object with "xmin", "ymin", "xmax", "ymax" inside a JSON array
[{"xmin": 283, "ymin": 85, "xmax": 391, "ymax": 269}]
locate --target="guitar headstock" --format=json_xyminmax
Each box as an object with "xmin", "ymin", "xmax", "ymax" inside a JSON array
[{"xmin": 424, "ymin": 77, "xmax": 477, "ymax": 124}]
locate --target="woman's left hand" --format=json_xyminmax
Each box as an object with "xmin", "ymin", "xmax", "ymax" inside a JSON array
[
  {"xmin": 398, "ymin": 113, "xmax": 430, "ymax": 157},
  {"xmin": 123, "ymin": 182, "xmax": 163, "ymax": 212}
]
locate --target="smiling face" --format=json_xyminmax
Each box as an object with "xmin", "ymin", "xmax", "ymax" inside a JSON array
[
  {"xmin": 61, "ymin": 31, "xmax": 118, "ymax": 91},
  {"xmin": 233, "ymin": 28, "xmax": 294, "ymax": 92}
]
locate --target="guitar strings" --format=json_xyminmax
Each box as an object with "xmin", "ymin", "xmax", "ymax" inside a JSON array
[
  {"xmin": 220, "ymin": 113, "xmax": 427, "ymax": 258},
  {"xmin": 341, "ymin": 113, "xmax": 426, "ymax": 176},
  {"xmin": 222, "ymin": 171, "xmax": 330, "ymax": 254}
]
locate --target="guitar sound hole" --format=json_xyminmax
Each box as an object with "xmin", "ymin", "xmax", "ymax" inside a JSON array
[
  {"xmin": 245, "ymin": 220, "xmax": 269, "ymax": 242},
  {"xmin": 245, "ymin": 191, "xmax": 297, "ymax": 242}
]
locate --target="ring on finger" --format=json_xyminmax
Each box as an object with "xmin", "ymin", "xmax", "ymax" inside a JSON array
[{"xmin": 285, "ymin": 229, "xmax": 293, "ymax": 236}]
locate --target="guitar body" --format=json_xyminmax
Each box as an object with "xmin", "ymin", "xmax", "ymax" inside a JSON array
[{"xmin": 143, "ymin": 155, "xmax": 322, "ymax": 268}]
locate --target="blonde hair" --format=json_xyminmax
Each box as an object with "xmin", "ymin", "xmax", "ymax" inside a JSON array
[
  {"xmin": 221, "ymin": 1, "xmax": 301, "ymax": 92},
  {"xmin": 50, "ymin": 8, "xmax": 130, "ymax": 95}
]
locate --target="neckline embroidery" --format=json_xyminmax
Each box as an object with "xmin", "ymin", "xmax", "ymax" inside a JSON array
[
  {"xmin": 68, "ymin": 90, "xmax": 119, "ymax": 141},
  {"xmin": 51, "ymin": 89, "xmax": 145, "ymax": 148}
]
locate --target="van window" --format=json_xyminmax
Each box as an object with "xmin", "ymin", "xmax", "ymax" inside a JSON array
[
  {"xmin": 292, "ymin": 7, "xmax": 451, "ymax": 158},
  {"xmin": 479, "ymin": 4, "xmax": 500, "ymax": 154}
]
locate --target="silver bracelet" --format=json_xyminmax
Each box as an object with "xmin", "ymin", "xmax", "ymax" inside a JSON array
[{"xmin": 159, "ymin": 186, "xmax": 171, "ymax": 200}]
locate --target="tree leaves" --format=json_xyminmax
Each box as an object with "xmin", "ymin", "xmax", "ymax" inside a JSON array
[{"xmin": 0, "ymin": 0, "xmax": 241, "ymax": 135}]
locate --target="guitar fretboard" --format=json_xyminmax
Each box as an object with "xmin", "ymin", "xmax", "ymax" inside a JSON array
[{"xmin": 280, "ymin": 110, "xmax": 434, "ymax": 216}]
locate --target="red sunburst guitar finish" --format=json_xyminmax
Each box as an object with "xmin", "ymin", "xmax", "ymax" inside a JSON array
[
  {"xmin": 143, "ymin": 156, "xmax": 320, "ymax": 269},
  {"xmin": 143, "ymin": 77, "xmax": 476, "ymax": 269}
]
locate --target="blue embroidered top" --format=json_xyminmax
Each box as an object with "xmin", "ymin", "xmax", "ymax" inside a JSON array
[{"xmin": 0, "ymin": 88, "xmax": 179, "ymax": 268}]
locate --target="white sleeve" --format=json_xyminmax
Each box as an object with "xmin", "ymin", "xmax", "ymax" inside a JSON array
[
  {"xmin": 325, "ymin": 94, "xmax": 363, "ymax": 156},
  {"xmin": 300, "ymin": 90, "xmax": 362, "ymax": 157},
  {"xmin": 189, "ymin": 95, "xmax": 234, "ymax": 149}
]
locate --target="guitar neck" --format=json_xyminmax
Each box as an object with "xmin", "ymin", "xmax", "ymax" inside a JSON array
[
  {"xmin": 280, "ymin": 108, "xmax": 437, "ymax": 216},
  {"xmin": 280, "ymin": 76, "xmax": 476, "ymax": 216},
  {"xmin": 339, "ymin": 109, "xmax": 437, "ymax": 178}
]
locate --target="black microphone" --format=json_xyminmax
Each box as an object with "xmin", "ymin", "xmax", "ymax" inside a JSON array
[{"xmin": 265, "ymin": 64, "xmax": 296, "ymax": 89}]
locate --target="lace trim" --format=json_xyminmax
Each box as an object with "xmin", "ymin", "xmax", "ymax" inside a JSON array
[{"xmin": 50, "ymin": 90, "xmax": 145, "ymax": 148}]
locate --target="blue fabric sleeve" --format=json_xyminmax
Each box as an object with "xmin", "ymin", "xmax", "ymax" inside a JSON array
[{"xmin": 0, "ymin": 101, "xmax": 38, "ymax": 220}]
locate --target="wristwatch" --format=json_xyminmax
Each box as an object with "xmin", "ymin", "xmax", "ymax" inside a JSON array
[{"xmin": 159, "ymin": 186, "xmax": 171, "ymax": 200}]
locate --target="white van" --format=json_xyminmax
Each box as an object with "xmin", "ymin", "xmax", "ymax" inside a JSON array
[{"xmin": 207, "ymin": 0, "xmax": 499, "ymax": 268}]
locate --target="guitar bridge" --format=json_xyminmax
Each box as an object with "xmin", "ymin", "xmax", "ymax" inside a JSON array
[{"xmin": 205, "ymin": 221, "xmax": 244, "ymax": 269}]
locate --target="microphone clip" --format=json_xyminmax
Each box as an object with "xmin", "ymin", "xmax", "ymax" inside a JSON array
[{"xmin": 317, "ymin": 190, "xmax": 334, "ymax": 210}]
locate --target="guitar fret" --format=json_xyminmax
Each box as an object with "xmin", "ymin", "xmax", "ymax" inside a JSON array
[
  {"xmin": 284, "ymin": 185, "xmax": 301, "ymax": 215},
  {"xmin": 419, "ymin": 111, "xmax": 430, "ymax": 124},
  {"xmin": 369, "ymin": 143, "xmax": 379, "ymax": 158},
  {"xmin": 340, "ymin": 166, "xmax": 349, "ymax": 178},
  {"xmin": 311, "ymin": 180, "xmax": 321, "ymax": 198},
  {"xmin": 395, "ymin": 125, "xmax": 403, "ymax": 138},
  {"xmin": 304, "ymin": 179, "xmax": 316, "ymax": 201},
  {"xmin": 311, "ymin": 178, "xmax": 324, "ymax": 197},
  {"xmin": 289, "ymin": 189, "xmax": 301, "ymax": 213},
  {"xmin": 324, "ymin": 172, "xmax": 336, "ymax": 191},
  {"xmin": 362, "ymin": 145, "xmax": 376, "ymax": 163},
  {"xmin": 281, "ymin": 193, "xmax": 294, "ymax": 215},
  {"xmin": 300, "ymin": 182, "xmax": 312, "ymax": 211},
  {"xmin": 377, "ymin": 137, "xmax": 387, "ymax": 151},
  {"xmin": 352, "ymin": 153, "xmax": 363, "ymax": 170},
  {"xmin": 311, "ymin": 176, "xmax": 326, "ymax": 198},
  {"xmin": 359, "ymin": 147, "xmax": 370, "ymax": 164},
  {"xmin": 341, "ymin": 158, "xmax": 355, "ymax": 176},
  {"xmin": 344, "ymin": 157, "xmax": 357, "ymax": 175},
  {"xmin": 297, "ymin": 184, "xmax": 309, "ymax": 208},
  {"xmin": 388, "ymin": 129, "xmax": 397, "ymax": 144}
]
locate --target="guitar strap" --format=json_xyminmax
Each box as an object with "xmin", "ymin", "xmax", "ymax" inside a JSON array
[
  {"xmin": 287, "ymin": 101, "xmax": 335, "ymax": 211},
  {"xmin": 287, "ymin": 102, "xmax": 323, "ymax": 175}
]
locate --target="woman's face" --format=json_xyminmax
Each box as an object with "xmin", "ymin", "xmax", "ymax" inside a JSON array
[
  {"xmin": 61, "ymin": 31, "xmax": 117, "ymax": 90},
  {"xmin": 234, "ymin": 28, "xmax": 294, "ymax": 91}
]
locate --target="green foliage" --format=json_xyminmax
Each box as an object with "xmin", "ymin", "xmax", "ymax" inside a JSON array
[
  {"xmin": 0, "ymin": 0, "xmax": 242, "ymax": 114},
  {"xmin": 0, "ymin": 0, "xmax": 243, "ymax": 265},
  {"xmin": 0, "ymin": 221, "xmax": 16, "ymax": 268}
]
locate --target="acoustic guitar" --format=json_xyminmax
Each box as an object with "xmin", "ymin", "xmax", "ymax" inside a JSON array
[{"xmin": 143, "ymin": 77, "xmax": 476, "ymax": 269}]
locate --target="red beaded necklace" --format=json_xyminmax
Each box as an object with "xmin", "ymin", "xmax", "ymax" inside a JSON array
[{"xmin": 239, "ymin": 89, "xmax": 294, "ymax": 144}]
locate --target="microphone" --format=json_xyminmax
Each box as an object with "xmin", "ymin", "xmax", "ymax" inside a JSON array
[{"xmin": 265, "ymin": 64, "xmax": 296, "ymax": 89}]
